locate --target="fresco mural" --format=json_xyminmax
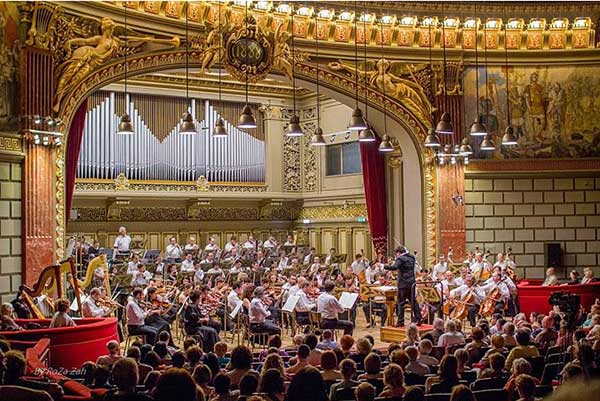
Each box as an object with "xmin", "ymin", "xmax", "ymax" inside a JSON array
[
  {"xmin": 463, "ymin": 65, "xmax": 600, "ymax": 159},
  {"xmin": 0, "ymin": 2, "xmax": 19, "ymax": 131}
]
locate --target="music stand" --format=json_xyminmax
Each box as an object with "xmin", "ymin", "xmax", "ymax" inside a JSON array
[
  {"xmin": 143, "ymin": 249, "xmax": 161, "ymax": 263},
  {"xmin": 283, "ymin": 245, "xmax": 295, "ymax": 255}
]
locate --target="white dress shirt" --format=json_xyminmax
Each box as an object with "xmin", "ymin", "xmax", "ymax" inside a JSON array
[
  {"xmin": 49, "ymin": 311, "xmax": 75, "ymax": 328},
  {"xmin": 263, "ymin": 240, "xmax": 276, "ymax": 249},
  {"xmin": 127, "ymin": 261, "xmax": 139, "ymax": 275},
  {"xmin": 227, "ymin": 290, "xmax": 241, "ymax": 311},
  {"xmin": 288, "ymin": 284, "xmax": 300, "ymax": 297},
  {"xmin": 450, "ymin": 284, "xmax": 485, "ymax": 304},
  {"xmin": 131, "ymin": 270, "xmax": 152, "ymax": 286},
  {"xmin": 432, "ymin": 262, "xmax": 448, "ymax": 279},
  {"xmin": 205, "ymin": 243, "xmax": 218, "ymax": 251},
  {"xmin": 155, "ymin": 262, "xmax": 165, "ymax": 275},
  {"xmin": 126, "ymin": 299, "xmax": 147, "ymax": 326},
  {"xmin": 113, "ymin": 235, "xmax": 131, "ymax": 253},
  {"xmin": 181, "ymin": 259, "xmax": 195, "ymax": 272},
  {"xmin": 470, "ymin": 261, "xmax": 491, "ymax": 278},
  {"xmin": 436, "ymin": 279, "xmax": 457, "ymax": 295},
  {"xmin": 303, "ymin": 254, "xmax": 313, "ymax": 264},
  {"xmin": 480, "ymin": 281, "xmax": 510, "ymax": 301},
  {"xmin": 82, "ymin": 297, "xmax": 109, "ymax": 318},
  {"xmin": 225, "ymin": 242, "xmax": 236, "ymax": 252},
  {"xmin": 194, "ymin": 269, "xmax": 205, "ymax": 282},
  {"xmin": 277, "ymin": 257, "xmax": 288, "ymax": 271},
  {"xmin": 317, "ymin": 292, "xmax": 344, "ymax": 319},
  {"xmin": 243, "ymin": 241, "xmax": 255, "ymax": 250},
  {"xmin": 165, "ymin": 244, "xmax": 183, "ymax": 259},
  {"xmin": 351, "ymin": 260, "xmax": 367, "ymax": 276},
  {"xmin": 249, "ymin": 298, "xmax": 270, "ymax": 323},
  {"xmin": 295, "ymin": 289, "xmax": 316, "ymax": 312},
  {"xmin": 365, "ymin": 264, "xmax": 382, "ymax": 284}
]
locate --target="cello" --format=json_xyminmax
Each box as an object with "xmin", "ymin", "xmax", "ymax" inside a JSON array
[
  {"xmin": 450, "ymin": 289, "xmax": 476, "ymax": 320},
  {"xmin": 479, "ymin": 287, "xmax": 501, "ymax": 317}
]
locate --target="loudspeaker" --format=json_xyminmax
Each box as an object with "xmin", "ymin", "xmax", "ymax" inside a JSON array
[{"xmin": 545, "ymin": 242, "xmax": 562, "ymax": 268}]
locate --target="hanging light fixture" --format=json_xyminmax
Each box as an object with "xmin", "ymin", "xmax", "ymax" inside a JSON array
[
  {"xmin": 501, "ymin": 5, "xmax": 517, "ymax": 147},
  {"xmin": 435, "ymin": 6, "xmax": 454, "ymax": 135},
  {"xmin": 480, "ymin": 133, "xmax": 496, "ymax": 150},
  {"xmin": 358, "ymin": 4, "xmax": 375, "ymax": 142},
  {"xmin": 424, "ymin": 128, "xmax": 442, "ymax": 148},
  {"xmin": 213, "ymin": 3, "xmax": 228, "ymax": 138},
  {"xmin": 180, "ymin": 4, "xmax": 197, "ymax": 134},
  {"xmin": 238, "ymin": 4, "xmax": 257, "ymax": 129},
  {"xmin": 470, "ymin": 6, "xmax": 487, "ymax": 137},
  {"xmin": 348, "ymin": 5, "xmax": 368, "ymax": 131},
  {"xmin": 286, "ymin": 5, "xmax": 303, "ymax": 136},
  {"xmin": 459, "ymin": 136, "xmax": 473, "ymax": 155},
  {"xmin": 117, "ymin": 4, "xmax": 134, "ymax": 135},
  {"xmin": 378, "ymin": 19, "xmax": 394, "ymax": 153},
  {"xmin": 310, "ymin": 9, "xmax": 326, "ymax": 146}
]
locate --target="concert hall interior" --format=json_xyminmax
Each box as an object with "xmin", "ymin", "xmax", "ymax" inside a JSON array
[{"xmin": 0, "ymin": 1, "xmax": 600, "ymax": 400}]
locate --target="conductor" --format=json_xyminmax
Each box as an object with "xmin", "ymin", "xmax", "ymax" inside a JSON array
[{"xmin": 384, "ymin": 246, "xmax": 422, "ymax": 327}]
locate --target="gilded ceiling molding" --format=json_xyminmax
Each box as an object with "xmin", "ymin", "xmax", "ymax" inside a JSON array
[
  {"xmin": 74, "ymin": 178, "xmax": 267, "ymax": 194},
  {"xmin": 298, "ymin": 204, "xmax": 368, "ymax": 220}
]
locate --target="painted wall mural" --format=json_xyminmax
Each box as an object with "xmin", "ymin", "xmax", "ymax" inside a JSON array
[
  {"xmin": 464, "ymin": 65, "xmax": 600, "ymax": 159},
  {"xmin": 0, "ymin": 2, "xmax": 20, "ymax": 131}
]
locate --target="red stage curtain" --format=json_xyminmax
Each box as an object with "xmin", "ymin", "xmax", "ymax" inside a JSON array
[
  {"xmin": 360, "ymin": 135, "xmax": 388, "ymax": 256},
  {"xmin": 65, "ymin": 100, "xmax": 87, "ymax": 214}
]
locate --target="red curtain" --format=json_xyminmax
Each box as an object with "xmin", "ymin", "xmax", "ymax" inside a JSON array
[
  {"xmin": 360, "ymin": 135, "xmax": 388, "ymax": 257},
  {"xmin": 65, "ymin": 100, "xmax": 88, "ymax": 214}
]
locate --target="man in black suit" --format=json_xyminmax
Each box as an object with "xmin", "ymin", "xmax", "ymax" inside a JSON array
[{"xmin": 384, "ymin": 246, "xmax": 422, "ymax": 327}]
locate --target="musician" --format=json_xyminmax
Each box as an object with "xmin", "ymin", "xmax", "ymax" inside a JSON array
[
  {"xmin": 227, "ymin": 281, "xmax": 243, "ymax": 312},
  {"xmin": 193, "ymin": 262, "xmax": 205, "ymax": 284},
  {"xmin": 276, "ymin": 249, "xmax": 289, "ymax": 271},
  {"xmin": 185, "ymin": 237, "xmax": 200, "ymax": 254},
  {"xmin": 263, "ymin": 236, "xmax": 278, "ymax": 250},
  {"xmin": 207, "ymin": 263, "xmax": 224, "ymax": 275},
  {"xmin": 303, "ymin": 248, "xmax": 316, "ymax": 265},
  {"xmin": 243, "ymin": 235, "xmax": 257, "ymax": 250},
  {"xmin": 126, "ymin": 253, "xmax": 140, "ymax": 275},
  {"xmin": 449, "ymin": 275, "xmax": 484, "ymax": 327},
  {"xmin": 181, "ymin": 253, "xmax": 195, "ymax": 272},
  {"xmin": 91, "ymin": 264, "xmax": 106, "ymax": 289},
  {"xmin": 166, "ymin": 264, "xmax": 178, "ymax": 282},
  {"xmin": 87, "ymin": 240, "xmax": 100, "ymax": 261},
  {"xmin": 131, "ymin": 263, "xmax": 152, "ymax": 287},
  {"xmin": 470, "ymin": 253, "xmax": 492, "ymax": 281},
  {"xmin": 165, "ymin": 237, "xmax": 183, "ymax": 262},
  {"xmin": 229, "ymin": 259, "xmax": 242, "ymax": 274},
  {"xmin": 49, "ymin": 298, "xmax": 76, "ymax": 328},
  {"xmin": 316, "ymin": 268, "xmax": 328, "ymax": 288},
  {"xmin": 126, "ymin": 288, "xmax": 161, "ymax": 344},
  {"xmin": 284, "ymin": 235, "xmax": 295, "ymax": 246},
  {"xmin": 256, "ymin": 250, "xmax": 267, "ymax": 267},
  {"xmin": 493, "ymin": 253, "xmax": 515, "ymax": 272},
  {"xmin": 436, "ymin": 271, "xmax": 459, "ymax": 297},
  {"xmin": 201, "ymin": 252, "xmax": 216, "ymax": 265},
  {"xmin": 146, "ymin": 287, "xmax": 176, "ymax": 323},
  {"xmin": 351, "ymin": 254, "xmax": 367, "ymax": 277},
  {"xmin": 432, "ymin": 255, "xmax": 449, "ymax": 280},
  {"xmin": 182, "ymin": 289, "xmax": 219, "ymax": 351},
  {"xmin": 11, "ymin": 289, "xmax": 32, "ymax": 319},
  {"xmin": 463, "ymin": 251, "xmax": 476, "ymax": 266},
  {"xmin": 113, "ymin": 226, "xmax": 131, "ymax": 258},
  {"xmin": 287, "ymin": 276, "xmax": 301, "ymax": 298},
  {"xmin": 542, "ymin": 267, "xmax": 559, "ymax": 286},
  {"xmin": 384, "ymin": 246, "xmax": 423, "ymax": 327},
  {"xmin": 289, "ymin": 257, "xmax": 300, "ymax": 271},
  {"xmin": 454, "ymin": 266, "xmax": 469, "ymax": 287},
  {"xmin": 199, "ymin": 286, "xmax": 224, "ymax": 331},
  {"xmin": 154, "ymin": 255, "xmax": 166, "ymax": 276},
  {"xmin": 325, "ymin": 248, "xmax": 336, "ymax": 266},
  {"xmin": 317, "ymin": 280, "xmax": 353, "ymax": 335},
  {"xmin": 480, "ymin": 272, "xmax": 511, "ymax": 314},
  {"xmin": 225, "ymin": 236, "xmax": 239, "ymax": 252},
  {"xmin": 249, "ymin": 286, "xmax": 281, "ymax": 336},
  {"xmin": 309, "ymin": 256, "xmax": 322, "ymax": 276},
  {"xmin": 205, "ymin": 237, "xmax": 219, "ymax": 252},
  {"xmin": 295, "ymin": 280, "xmax": 316, "ymax": 325},
  {"xmin": 365, "ymin": 262, "xmax": 384, "ymax": 285},
  {"xmin": 82, "ymin": 287, "xmax": 112, "ymax": 317}
]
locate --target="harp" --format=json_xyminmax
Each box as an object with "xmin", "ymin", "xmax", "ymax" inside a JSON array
[
  {"xmin": 76, "ymin": 254, "xmax": 111, "ymax": 299},
  {"xmin": 19, "ymin": 258, "xmax": 82, "ymax": 319}
]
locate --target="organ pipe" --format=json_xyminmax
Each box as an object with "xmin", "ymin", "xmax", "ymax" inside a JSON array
[{"xmin": 78, "ymin": 92, "xmax": 265, "ymax": 182}]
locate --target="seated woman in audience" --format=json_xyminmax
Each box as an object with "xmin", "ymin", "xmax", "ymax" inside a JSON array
[
  {"xmin": 464, "ymin": 327, "xmax": 487, "ymax": 352},
  {"xmin": 317, "ymin": 330, "xmax": 339, "ymax": 350},
  {"xmin": 480, "ymin": 334, "xmax": 507, "ymax": 367},
  {"xmin": 226, "ymin": 346, "xmax": 256, "ymax": 389},
  {"xmin": 505, "ymin": 330, "xmax": 540, "ymax": 370},
  {"xmin": 211, "ymin": 373, "xmax": 239, "ymax": 401},
  {"xmin": 404, "ymin": 346, "xmax": 430, "ymax": 376},
  {"xmin": 143, "ymin": 371, "xmax": 161, "ymax": 395},
  {"xmin": 565, "ymin": 270, "xmax": 581, "ymax": 285},
  {"xmin": 581, "ymin": 267, "xmax": 597, "ymax": 284},
  {"xmin": 215, "ymin": 342, "xmax": 230, "ymax": 366},
  {"xmin": 305, "ymin": 334, "xmax": 322, "ymax": 366},
  {"xmin": 105, "ymin": 357, "xmax": 152, "ymax": 401},
  {"xmin": 258, "ymin": 368, "xmax": 285, "ymax": 401},
  {"xmin": 355, "ymin": 382, "xmax": 376, "ymax": 401},
  {"xmin": 259, "ymin": 335, "xmax": 288, "ymax": 362},
  {"xmin": 514, "ymin": 374, "xmax": 537, "ymax": 401},
  {"xmin": 329, "ymin": 359, "xmax": 359, "ymax": 401},
  {"xmin": 153, "ymin": 368, "xmax": 200, "ymax": 401},
  {"xmin": 379, "ymin": 363, "xmax": 406, "ymax": 398},
  {"xmin": 428, "ymin": 355, "xmax": 461, "ymax": 394},
  {"xmin": 49, "ymin": 298, "xmax": 75, "ymax": 328},
  {"xmin": 402, "ymin": 323, "xmax": 420, "ymax": 348},
  {"xmin": 449, "ymin": 384, "xmax": 475, "ymax": 401},
  {"xmin": 454, "ymin": 349, "xmax": 471, "ymax": 375},
  {"xmin": 502, "ymin": 322, "xmax": 517, "ymax": 347},
  {"xmin": 389, "ymin": 349, "xmax": 409, "ymax": 371},
  {"xmin": 339, "ymin": 335, "xmax": 355, "ymax": 358},
  {"xmin": 193, "ymin": 364, "xmax": 214, "ymax": 398},
  {"xmin": 287, "ymin": 366, "xmax": 327, "ymax": 401},
  {"xmin": 479, "ymin": 353, "xmax": 508, "ymax": 379},
  {"xmin": 534, "ymin": 315, "xmax": 557, "ymax": 351},
  {"xmin": 320, "ymin": 350, "xmax": 342, "ymax": 381},
  {"xmin": 261, "ymin": 353, "xmax": 287, "ymax": 380},
  {"xmin": 349, "ymin": 337, "xmax": 372, "ymax": 368},
  {"xmin": 204, "ymin": 352, "xmax": 225, "ymax": 382},
  {"xmin": 286, "ymin": 344, "xmax": 310, "ymax": 375},
  {"xmin": 438, "ymin": 320, "xmax": 466, "ymax": 348},
  {"xmin": 237, "ymin": 372, "xmax": 260, "ymax": 401},
  {"xmin": 358, "ymin": 353, "xmax": 384, "ymax": 394},
  {"xmin": 417, "ymin": 339, "xmax": 439, "ymax": 367},
  {"xmin": 504, "ymin": 358, "xmax": 539, "ymax": 400},
  {"xmin": 0, "ymin": 303, "xmax": 23, "ymax": 331}
]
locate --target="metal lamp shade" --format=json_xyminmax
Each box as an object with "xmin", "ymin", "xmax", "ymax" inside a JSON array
[
  {"xmin": 116, "ymin": 113, "xmax": 135, "ymax": 135},
  {"xmin": 348, "ymin": 107, "xmax": 368, "ymax": 131},
  {"xmin": 435, "ymin": 112, "xmax": 454, "ymax": 135},
  {"xmin": 286, "ymin": 114, "xmax": 304, "ymax": 137},
  {"xmin": 212, "ymin": 117, "xmax": 228, "ymax": 138},
  {"xmin": 179, "ymin": 112, "xmax": 197, "ymax": 134},
  {"xmin": 238, "ymin": 104, "xmax": 257, "ymax": 129}
]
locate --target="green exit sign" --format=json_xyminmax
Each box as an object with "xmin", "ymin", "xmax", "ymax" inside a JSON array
[{"xmin": 357, "ymin": 216, "xmax": 367, "ymax": 223}]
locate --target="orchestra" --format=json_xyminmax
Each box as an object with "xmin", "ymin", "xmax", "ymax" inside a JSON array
[{"xmin": 21, "ymin": 227, "xmax": 599, "ymax": 357}]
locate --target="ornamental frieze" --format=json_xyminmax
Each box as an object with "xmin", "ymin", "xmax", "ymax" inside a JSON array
[{"xmin": 298, "ymin": 204, "xmax": 368, "ymax": 220}]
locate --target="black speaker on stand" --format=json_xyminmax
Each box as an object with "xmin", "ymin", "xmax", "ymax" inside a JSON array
[{"xmin": 545, "ymin": 242, "xmax": 562, "ymax": 268}]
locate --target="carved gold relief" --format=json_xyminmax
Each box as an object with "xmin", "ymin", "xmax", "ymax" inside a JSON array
[
  {"xmin": 55, "ymin": 146, "xmax": 65, "ymax": 260},
  {"xmin": 299, "ymin": 204, "xmax": 368, "ymax": 220},
  {"xmin": 283, "ymin": 134, "xmax": 301, "ymax": 192},
  {"xmin": 0, "ymin": 135, "xmax": 21, "ymax": 152},
  {"xmin": 196, "ymin": 175, "xmax": 209, "ymax": 192},
  {"xmin": 74, "ymin": 178, "xmax": 267, "ymax": 194},
  {"xmin": 0, "ymin": 14, "xmax": 18, "ymax": 131},
  {"xmin": 114, "ymin": 173, "xmax": 130, "ymax": 190}
]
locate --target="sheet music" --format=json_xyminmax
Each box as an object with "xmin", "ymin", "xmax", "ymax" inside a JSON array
[
  {"xmin": 338, "ymin": 292, "xmax": 359, "ymax": 309},
  {"xmin": 282, "ymin": 294, "xmax": 300, "ymax": 313},
  {"xmin": 229, "ymin": 300, "xmax": 243, "ymax": 319},
  {"xmin": 373, "ymin": 285, "xmax": 396, "ymax": 293}
]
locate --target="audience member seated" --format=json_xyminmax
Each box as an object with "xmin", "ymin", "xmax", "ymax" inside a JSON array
[
  {"xmin": 480, "ymin": 334, "xmax": 508, "ymax": 368},
  {"xmin": 417, "ymin": 339, "xmax": 439, "ymax": 367},
  {"xmin": 153, "ymin": 368, "xmax": 200, "ymax": 401},
  {"xmin": 378, "ymin": 363, "xmax": 406, "ymax": 398},
  {"xmin": 91, "ymin": 365, "xmax": 112, "ymax": 389},
  {"xmin": 427, "ymin": 355, "xmax": 461, "ymax": 394},
  {"xmin": 48, "ymin": 298, "xmax": 75, "ymax": 328},
  {"xmin": 96, "ymin": 340, "xmax": 123, "ymax": 369},
  {"xmin": 349, "ymin": 337, "xmax": 372, "ymax": 369},
  {"xmin": 329, "ymin": 359, "xmax": 359, "ymax": 401},
  {"xmin": 450, "ymin": 384, "xmax": 476, "ymax": 401},
  {"xmin": 514, "ymin": 374, "xmax": 537, "ymax": 401},
  {"xmin": 0, "ymin": 303, "xmax": 23, "ymax": 331},
  {"xmin": 287, "ymin": 366, "xmax": 327, "ymax": 401},
  {"xmin": 193, "ymin": 364, "xmax": 213, "ymax": 398},
  {"xmin": 258, "ymin": 336, "xmax": 288, "ymax": 362},
  {"xmin": 339, "ymin": 335, "xmax": 355, "ymax": 358},
  {"xmin": 211, "ymin": 373, "xmax": 239, "ymax": 401},
  {"xmin": 438, "ymin": 320, "xmax": 466, "ymax": 348},
  {"xmin": 404, "ymin": 346, "xmax": 430, "ymax": 376},
  {"xmin": 402, "ymin": 324, "xmax": 421, "ymax": 348},
  {"xmin": 464, "ymin": 327, "xmax": 487, "ymax": 352},
  {"xmin": 354, "ymin": 382, "xmax": 376, "ymax": 401},
  {"xmin": 357, "ymin": 353, "xmax": 384, "ymax": 394},
  {"xmin": 215, "ymin": 342, "xmax": 230, "ymax": 366},
  {"xmin": 430, "ymin": 318, "xmax": 445, "ymax": 345},
  {"xmin": 226, "ymin": 346, "xmax": 256, "ymax": 389},
  {"xmin": 103, "ymin": 357, "xmax": 153, "ymax": 401},
  {"xmin": 286, "ymin": 345, "xmax": 310, "ymax": 375},
  {"xmin": 502, "ymin": 322, "xmax": 517, "ymax": 347},
  {"xmin": 317, "ymin": 330, "xmax": 339, "ymax": 351},
  {"xmin": 143, "ymin": 371, "xmax": 161, "ymax": 395},
  {"xmin": 504, "ymin": 358, "xmax": 538, "ymax": 400},
  {"xmin": 403, "ymin": 386, "xmax": 425, "ymax": 401},
  {"xmin": 505, "ymin": 330, "xmax": 540, "ymax": 370},
  {"xmin": 534, "ymin": 316, "xmax": 557, "ymax": 352},
  {"xmin": 237, "ymin": 372, "xmax": 260, "ymax": 401},
  {"xmin": 261, "ymin": 353, "xmax": 286, "ymax": 380},
  {"xmin": 305, "ymin": 334, "xmax": 322, "ymax": 366},
  {"xmin": 3, "ymin": 350, "xmax": 64, "ymax": 400},
  {"xmin": 258, "ymin": 368, "xmax": 285, "ymax": 401},
  {"xmin": 477, "ymin": 353, "xmax": 508, "ymax": 382},
  {"xmin": 320, "ymin": 350, "xmax": 342, "ymax": 381}
]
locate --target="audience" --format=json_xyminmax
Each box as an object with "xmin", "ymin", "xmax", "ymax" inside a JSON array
[
  {"xmin": 317, "ymin": 330, "xmax": 339, "ymax": 350},
  {"xmin": 258, "ymin": 369, "xmax": 285, "ymax": 401},
  {"xmin": 438, "ymin": 320, "xmax": 466, "ymax": 348},
  {"xmin": 97, "ymin": 340, "xmax": 123, "ymax": 368},
  {"xmin": 329, "ymin": 359, "xmax": 359, "ymax": 401},
  {"xmin": 505, "ymin": 329, "xmax": 540, "ymax": 370},
  {"xmin": 378, "ymin": 363, "xmax": 405, "ymax": 398},
  {"xmin": 354, "ymin": 382, "xmax": 376, "ymax": 401},
  {"xmin": 417, "ymin": 339, "xmax": 439, "ymax": 367},
  {"xmin": 286, "ymin": 345, "xmax": 310, "ymax": 374},
  {"xmin": 320, "ymin": 350, "xmax": 342, "ymax": 381},
  {"xmin": 515, "ymin": 374, "xmax": 537, "ymax": 401},
  {"xmin": 449, "ymin": 384, "xmax": 475, "ymax": 401},
  {"xmin": 287, "ymin": 366, "xmax": 327, "ymax": 401},
  {"xmin": 428, "ymin": 355, "xmax": 461, "ymax": 394},
  {"xmin": 404, "ymin": 345, "xmax": 430, "ymax": 375},
  {"xmin": 210, "ymin": 373, "xmax": 238, "ymax": 401}
]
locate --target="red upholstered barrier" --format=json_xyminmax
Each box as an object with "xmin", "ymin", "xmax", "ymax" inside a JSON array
[
  {"xmin": 517, "ymin": 281, "xmax": 600, "ymax": 317},
  {"xmin": 0, "ymin": 317, "xmax": 119, "ymax": 369}
]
